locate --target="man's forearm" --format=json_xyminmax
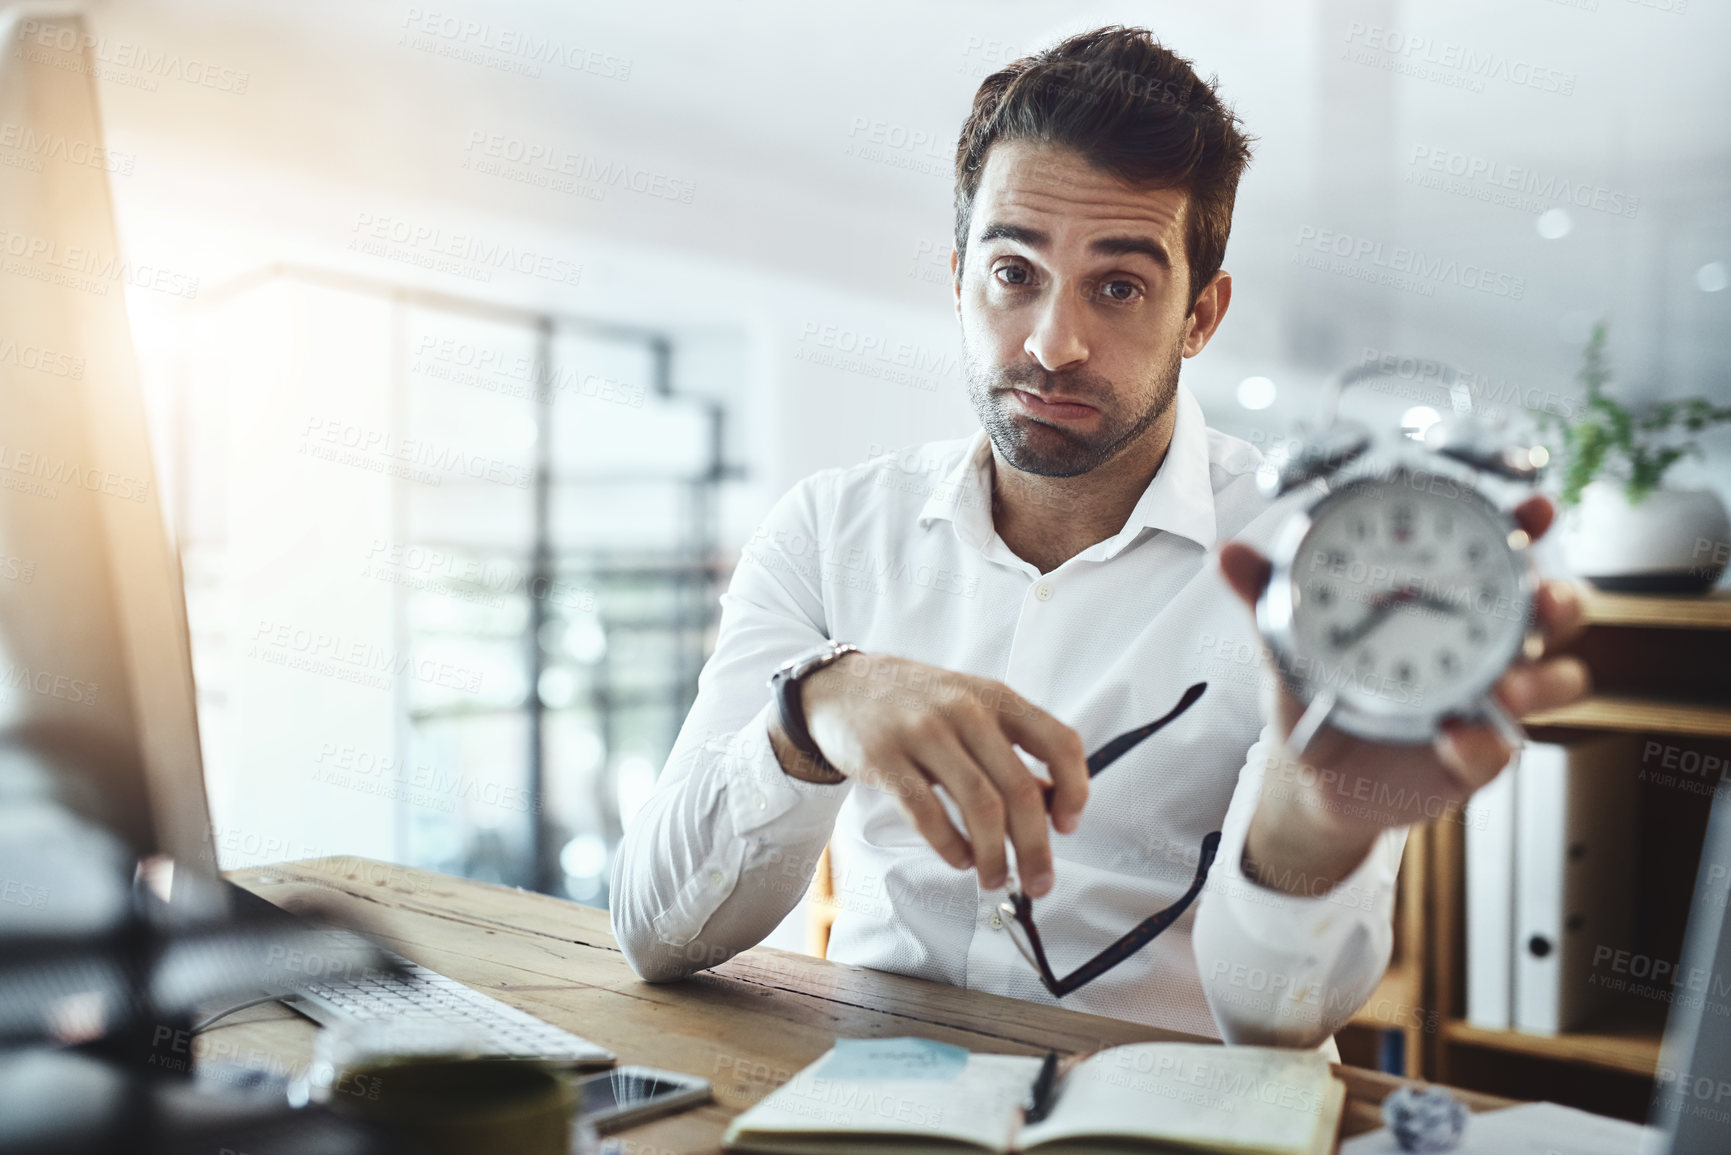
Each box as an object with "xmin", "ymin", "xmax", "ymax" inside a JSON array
[{"xmin": 1241, "ymin": 795, "xmax": 1381, "ymax": 897}]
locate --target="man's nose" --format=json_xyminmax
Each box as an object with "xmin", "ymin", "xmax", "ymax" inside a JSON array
[{"xmin": 1023, "ymin": 288, "xmax": 1088, "ymax": 372}]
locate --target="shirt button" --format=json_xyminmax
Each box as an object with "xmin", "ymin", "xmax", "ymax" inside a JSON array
[
  {"xmin": 989, "ymin": 911, "xmax": 1004, "ymax": 930},
  {"xmin": 755, "ymin": 793, "xmax": 767, "ymax": 810},
  {"xmin": 708, "ymin": 869, "xmax": 724, "ymax": 886},
  {"xmin": 1034, "ymin": 583, "xmax": 1054, "ymax": 602}
]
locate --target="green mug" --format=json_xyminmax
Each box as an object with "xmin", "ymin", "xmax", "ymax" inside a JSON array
[{"xmin": 328, "ymin": 1056, "xmax": 574, "ymax": 1155}]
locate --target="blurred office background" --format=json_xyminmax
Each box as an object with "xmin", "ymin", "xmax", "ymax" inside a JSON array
[{"xmin": 45, "ymin": 0, "xmax": 1726, "ymax": 925}]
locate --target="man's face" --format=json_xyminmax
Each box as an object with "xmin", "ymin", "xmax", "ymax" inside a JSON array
[{"xmin": 952, "ymin": 139, "xmax": 1213, "ymax": 478}]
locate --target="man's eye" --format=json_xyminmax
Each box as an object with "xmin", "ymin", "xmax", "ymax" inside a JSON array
[
  {"xmin": 994, "ymin": 264, "xmax": 1031, "ymax": 286},
  {"xmin": 1098, "ymin": 281, "xmax": 1142, "ymax": 303}
]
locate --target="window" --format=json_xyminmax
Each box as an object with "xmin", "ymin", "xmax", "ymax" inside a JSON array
[{"xmin": 172, "ymin": 271, "xmax": 742, "ymax": 903}]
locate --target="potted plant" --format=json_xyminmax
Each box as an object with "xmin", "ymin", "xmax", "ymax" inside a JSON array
[{"xmin": 1539, "ymin": 322, "xmax": 1731, "ymax": 593}]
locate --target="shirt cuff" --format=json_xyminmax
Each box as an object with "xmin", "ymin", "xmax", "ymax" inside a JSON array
[{"xmin": 723, "ymin": 702, "xmax": 854, "ymax": 837}]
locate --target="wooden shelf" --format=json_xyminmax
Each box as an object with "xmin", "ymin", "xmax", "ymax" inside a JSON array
[
  {"xmin": 1442, "ymin": 1013, "xmax": 1665, "ymax": 1078},
  {"xmin": 1576, "ymin": 587, "xmax": 1731, "ymax": 630},
  {"xmin": 1523, "ymin": 694, "xmax": 1731, "ymax": 738}
]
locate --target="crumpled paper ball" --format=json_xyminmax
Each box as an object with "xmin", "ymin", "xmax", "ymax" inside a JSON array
[{"xmin": 1381, "ymin": 1084, "xmax": 1468, "ymax": 1152}]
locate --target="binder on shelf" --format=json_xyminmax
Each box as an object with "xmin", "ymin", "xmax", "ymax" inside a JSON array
[
  {"xmin": 1512, "ymin": 736, "xmax": 1639, "ymax": 1036},
  {"xmin": 1465, "ymin": 760, "xmax": 1516, "ymax": 1030}
]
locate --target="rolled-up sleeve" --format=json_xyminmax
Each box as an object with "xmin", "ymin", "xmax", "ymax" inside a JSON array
[
  {"xmin": 1191, "ymin": 721, "xmax": 1406, "ymax": 1047},
  {"xmin": 610, "ymin": 473, "xmax": 855, "ymax": 982}
]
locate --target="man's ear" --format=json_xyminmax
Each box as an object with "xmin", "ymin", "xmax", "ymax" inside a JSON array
[
  {"xmin": 950, "ymin": 247, "xmax": 962, "ymax": 321},
  {"xmin": 1183, "ymin": 270, "xmax": 1232, "ymax": 358}
]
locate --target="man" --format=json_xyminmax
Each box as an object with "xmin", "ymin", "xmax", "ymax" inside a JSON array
[{"xmin": 610, "ymin": 27, "xmax": 1587, "ymax": 1046}]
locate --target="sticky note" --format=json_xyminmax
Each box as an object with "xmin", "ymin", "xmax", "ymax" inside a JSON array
[{"xmin": 815, "ymin": 1037, "xmax": 970, "ymax": 1082}]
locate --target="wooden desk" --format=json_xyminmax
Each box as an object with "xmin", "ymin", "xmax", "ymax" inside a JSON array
[{"xmin": 208, "ymin": 857, "xmax": 1513, "ymax": 1153}]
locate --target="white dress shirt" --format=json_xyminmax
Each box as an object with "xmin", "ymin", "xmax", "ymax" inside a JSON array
[{"xmin": 610, "ymin": 383, "xmax": 1406, "ymax": 1046}]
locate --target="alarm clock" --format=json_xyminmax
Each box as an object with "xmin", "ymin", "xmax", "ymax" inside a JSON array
[{"xmin": 1254, "ymin": 364, "xmax": 1548, "ymax": 748}]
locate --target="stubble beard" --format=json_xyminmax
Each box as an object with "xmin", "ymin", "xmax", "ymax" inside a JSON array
[{"xmin": 963, "ymin": 343, "xmax": 1183, "ymax": 479}]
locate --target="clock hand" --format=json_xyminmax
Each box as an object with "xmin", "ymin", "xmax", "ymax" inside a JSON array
[
  {"xmin": 1328, "ymin": 588, "xmax": 1415, "ymax": 650},
  {"xmin": 1367, "ymin": 582, "xmax": 1467, "ymax": 620},
  {"xmin": 1366, "ymin": 586, "xmax": 1418, "ymax": 614},
  {"xmin": 1412, "ymin": 591, "xmax": 1466, "ymax": 617}
]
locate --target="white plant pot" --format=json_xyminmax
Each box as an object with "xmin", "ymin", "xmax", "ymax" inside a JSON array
[{"xmin": 1558, "ymin": 482, "xmax": 1730, "ymax": 593}]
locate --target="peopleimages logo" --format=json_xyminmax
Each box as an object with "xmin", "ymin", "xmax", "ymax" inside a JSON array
[
  {"xmin": 1406, "ymin": 145, "xmax": 1639, "ymax": 220},
  {"xmin": 1293, "ymin": 226, "xmax": 1526, "ymax": 300},
  {"xmin": 398, "ymin": 8, "xmax": 631, "ymax": 81},
  {"xmin": 411, "ymin": 334, "xmax": 646, "ymax": 408},
  {"xmin": 12, "ymin": 19, "xmax": 251, "ymax": 94},
  {"xmin": 247, "ymin": 620, "xmax": 485, "ymax": 695},
  {"xmin": 300, "ymin": 417, "xmax": 531, "ymax": 489},
  {"xmin": 463, "ymin": 131, "xmax": 695, "ymax": 205},
  {"xmin": 1355, "ymin": 347, "xmax": 1584, "ymax": 423},
  {"xmin": 795, "ymin": 321, "xmax": 959, "ymax": 393},
  {"xmin": 0, "ymin": 663, "xmax": 99, "ymax": 707},
  {"xmin": 0, "ymin": 121, "xmax": 135, "ymax": 176},
  {"xmin": 0, "ymin": 227, "xmax": 200, "ymax": 299},
  {"xmin": 1342, "ymin": 22, "xmax": 1577, "ymax": 96},
  {"xmin": 348, "ymin": 213, "xmax": 583, "ymax": 287},
  {"xmin": 843, "ymin": 116, "xmax": 950, "ymax": 179},
  {"xmin": 0, "ymin": 442, "xmax": 151, "ymax": 502},
  {"xmin": 0, "ymin": 337, "xmax": 84, "ymax": 378}
]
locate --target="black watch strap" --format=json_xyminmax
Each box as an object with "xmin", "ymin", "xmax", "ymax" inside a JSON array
[{"xmin": 769, "ymin": 643, "xmax": 858, "ymax": 781}]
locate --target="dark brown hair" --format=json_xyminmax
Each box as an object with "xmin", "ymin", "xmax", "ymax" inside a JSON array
[{"xmin": 954, "ymin": 27, "xmax": 1254, "ymax": 308}]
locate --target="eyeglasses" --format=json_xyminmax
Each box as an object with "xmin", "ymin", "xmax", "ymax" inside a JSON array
[{"xmin": 999, "ymin": 681, "xmax": 1222, "ymax": 999}]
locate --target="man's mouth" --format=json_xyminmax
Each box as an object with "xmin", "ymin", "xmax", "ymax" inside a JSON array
[{"xmin": 1009, "ymin": 389, "xmax": 1098, "ymax": 422}]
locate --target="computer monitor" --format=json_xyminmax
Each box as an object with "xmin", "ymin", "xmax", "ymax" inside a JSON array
[
  {"xmin": 0, "ymin": 9, "xmax": 216, "ymax": 892},
  {"xmin": 1647, "ymin": 786, "xmax": 1731, "ymax": 1153}
]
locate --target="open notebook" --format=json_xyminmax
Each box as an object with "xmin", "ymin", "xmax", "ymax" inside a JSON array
[{"xmin": 723, "ymin": 1039, "xmax": 1346, "ymax": 1155}]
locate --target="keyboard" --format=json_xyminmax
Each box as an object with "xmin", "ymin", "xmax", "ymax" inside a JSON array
[{"xmin": 290, "ymin": 958, "xmax": 615, "ymax": 1068}]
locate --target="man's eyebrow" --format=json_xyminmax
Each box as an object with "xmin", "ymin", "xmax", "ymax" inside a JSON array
[
  {"xmin": 976, "ymin": 223, "xmax": 1171, "ymax": 271},
  {"xmin": 1090, "ymin": 235, "xmax": 1172, "ymax": 270},
  {"xmin": 977, "ymin": 222, "xmax": 1047, "ymax": 247}
]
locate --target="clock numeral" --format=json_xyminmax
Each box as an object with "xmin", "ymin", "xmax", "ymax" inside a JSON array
[{"xmin": 1390, "ymin": 504, "xmax": 1414, "ymax": 545}]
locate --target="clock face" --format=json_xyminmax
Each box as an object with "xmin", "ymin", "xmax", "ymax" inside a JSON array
[{"xmin": 1288, "ymin": 476, "xmax": 1529, "ymax": 719}]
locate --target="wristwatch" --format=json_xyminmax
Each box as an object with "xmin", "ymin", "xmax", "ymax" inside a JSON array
[{"xmin": 768, "ymin": 641, "xmax": 860, "ymax": 781}]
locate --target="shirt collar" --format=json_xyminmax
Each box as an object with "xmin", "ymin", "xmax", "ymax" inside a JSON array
[{"xmin": 917, "ymin": 382, "xmax": 1219, "ymax": 556}]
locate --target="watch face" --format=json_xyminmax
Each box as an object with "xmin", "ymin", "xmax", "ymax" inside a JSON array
[{"xmin": 1286, "ymin": 476, "xmax": 1528, "ymax": 721}]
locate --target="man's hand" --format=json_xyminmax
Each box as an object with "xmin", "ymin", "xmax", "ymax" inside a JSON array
[
  {"xmin": 1216, "ymin": 494, "xmax": 1592, "ymax": 896},
  {"xmin": 768, "ymin": 652, "xmax": 1088, "ymax": 898}
]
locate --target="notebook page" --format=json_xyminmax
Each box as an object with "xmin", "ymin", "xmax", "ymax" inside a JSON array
[
  {"xmin": 726, "ymin": 1047, "xmax": 1043, "ymax": 1152},
  {"xmin": 1017, "ymin": 1044, "xmax": 1333, "ymax": 1155}
]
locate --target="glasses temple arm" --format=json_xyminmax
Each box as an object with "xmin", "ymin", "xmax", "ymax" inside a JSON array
[
  {"xmin": 1042, "ymin": 683, "xmax": 1209, "ymax": 810},
  {"xmin": 1045, "ymin": 830, "xmax": 1222, "ymax": 998}
]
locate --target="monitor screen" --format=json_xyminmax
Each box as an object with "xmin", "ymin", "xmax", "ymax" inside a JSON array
[{"xmin": 0, "ymin": 10, "xmax": 215, "ymax": 894}]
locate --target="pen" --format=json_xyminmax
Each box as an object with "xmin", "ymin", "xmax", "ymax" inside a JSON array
[{"xmin": 1022, "ymin": 1050, "xmax": 1059, "ymax": 1124}]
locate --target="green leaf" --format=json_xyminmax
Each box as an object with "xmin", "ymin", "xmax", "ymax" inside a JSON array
[{"xmin": 1542, "ymin": 320, "xmax": 1731, "ymax": 503}]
